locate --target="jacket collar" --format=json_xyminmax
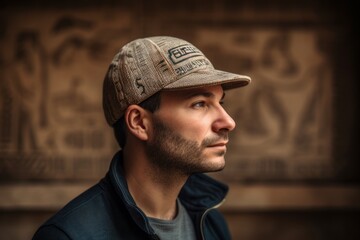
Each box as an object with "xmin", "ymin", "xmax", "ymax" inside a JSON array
[{"xmin": 179, "ymin": 173, "xmax": 228, "ymax": 212}]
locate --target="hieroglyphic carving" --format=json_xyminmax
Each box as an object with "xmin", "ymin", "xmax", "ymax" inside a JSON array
[
  {"xmin": 198, "ymin": 29, "xmax": 334, "ymax": 181},
  {"xmin": 0, "ymin": 8, "xmax": 336, "ymax": 182},
  {"xmin": 0, "ymin": 10, "xmax": 136, "ymax": 180}
]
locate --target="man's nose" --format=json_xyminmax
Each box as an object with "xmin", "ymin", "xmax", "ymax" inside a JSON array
[{"xmin": 212, "ymin": 106, "xmax": 236, "ymax": 133}]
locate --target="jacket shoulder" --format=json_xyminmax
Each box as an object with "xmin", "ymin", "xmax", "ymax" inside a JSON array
[
  {"xmin": 33, "ymin": 182, "xmax": 122, "ymax": 239},
  {"xmin": 33, "ymin": 225, "xmax": 71, "ymax": 240}
]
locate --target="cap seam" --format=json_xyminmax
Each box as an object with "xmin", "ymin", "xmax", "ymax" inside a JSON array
[{"xmin": 145, "ymin": 38, "xmax": 178, "ymax": 85}]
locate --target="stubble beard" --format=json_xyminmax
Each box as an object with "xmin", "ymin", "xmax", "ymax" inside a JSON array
[{"xmin": 145, "ymin": 117, "xmax": 228, "ymax": 178}]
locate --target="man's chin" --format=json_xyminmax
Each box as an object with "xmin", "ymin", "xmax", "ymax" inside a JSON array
[{"xmin": 201, "ymin": 156, "xmax": 226, "ymax": 173}]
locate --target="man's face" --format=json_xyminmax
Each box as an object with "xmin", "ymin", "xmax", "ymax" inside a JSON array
[{"xmin": 145, "ymin": 85, "xmax": 236, "ymax": 176}]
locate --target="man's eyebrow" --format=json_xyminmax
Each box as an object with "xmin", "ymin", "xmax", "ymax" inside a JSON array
[
  {"xmin": 185, "ymin": 91, "xmax": 225, "ymax": 100},
  {"xmin": 184, "ymin": 91, "xmax": 225, "ymax": 101}
]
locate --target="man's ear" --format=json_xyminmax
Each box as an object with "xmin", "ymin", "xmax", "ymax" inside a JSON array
[{"xmin": 124, "ymin": 105, "xmax": 150, "ymax": 141}]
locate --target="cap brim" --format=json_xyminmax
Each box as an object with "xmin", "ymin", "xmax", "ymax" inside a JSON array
[{"xmin": 163, "ymin": 68, "xmax": 251, "ymax": 91}]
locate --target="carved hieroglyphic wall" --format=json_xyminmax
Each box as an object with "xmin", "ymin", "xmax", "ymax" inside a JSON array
[
  {"xmin": 0, "ymin": 8, "xmax": 335, "ymax": 182},
  {"xmin": 197, "ymin": 29, "xmax": 334, "ymax": 181},
  {"xmin": 0, "ymin": 9, "xmax": 137, "ymax": 180}
]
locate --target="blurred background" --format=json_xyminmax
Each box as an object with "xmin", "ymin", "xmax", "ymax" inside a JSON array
[{"xmin": 0, "ymin": 0, "xmax": 359, "ymax": 239}]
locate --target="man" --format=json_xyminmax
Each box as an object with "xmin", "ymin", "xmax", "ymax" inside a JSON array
[{"xmin": 33, "ymin": 36, "xmax": 251, "ymax": 240}]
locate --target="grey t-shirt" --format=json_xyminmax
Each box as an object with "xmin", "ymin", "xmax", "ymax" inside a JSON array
[{"xmin": 148, "ymin": 199, "xmax": 196, "ymax": 240}]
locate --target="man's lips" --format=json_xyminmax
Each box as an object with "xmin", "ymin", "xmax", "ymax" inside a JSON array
[{"xmin": 207, "ymin": 141, "xmax": 228, "ymax": 148}]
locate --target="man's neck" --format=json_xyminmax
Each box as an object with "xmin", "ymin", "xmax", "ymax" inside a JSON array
[{"xmin": 123, "ymin": 148, "xmax": 188, "ymax": 220}]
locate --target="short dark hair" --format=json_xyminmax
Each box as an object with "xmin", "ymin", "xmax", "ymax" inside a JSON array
[{"xmin": 113, "ymin": 92, "xmax": 161, "ymax": 148}]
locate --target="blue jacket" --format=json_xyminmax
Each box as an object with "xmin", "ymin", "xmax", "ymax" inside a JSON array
[{"xmin": 32, "ymin": 151, "xmax": 231, "ymax": 240}]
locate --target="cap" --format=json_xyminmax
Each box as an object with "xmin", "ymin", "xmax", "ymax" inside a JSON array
[{"xmin": 103, "ymin": 36, "xmax": 251, "ymax": 125}]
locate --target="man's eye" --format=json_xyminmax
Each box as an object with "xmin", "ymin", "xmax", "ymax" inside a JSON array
[{"xmin": 193, "ymin": 101, "xmax": 206, "ymax": 108}]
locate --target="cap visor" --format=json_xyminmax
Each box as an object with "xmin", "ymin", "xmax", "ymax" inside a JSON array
[{"xmin": 163, "ymin": 69, "xmax": 251, "ymax": 91}]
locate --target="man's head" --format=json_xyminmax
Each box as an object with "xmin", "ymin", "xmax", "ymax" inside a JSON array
[{"xmin": 103, "ymin": 36, "xmax": 251, "ymax": 174}]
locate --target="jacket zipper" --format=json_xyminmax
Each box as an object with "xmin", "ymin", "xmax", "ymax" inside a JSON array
[{"xmin": 199, "ymin": 198, "xmax": 226, "ymax": 240}]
